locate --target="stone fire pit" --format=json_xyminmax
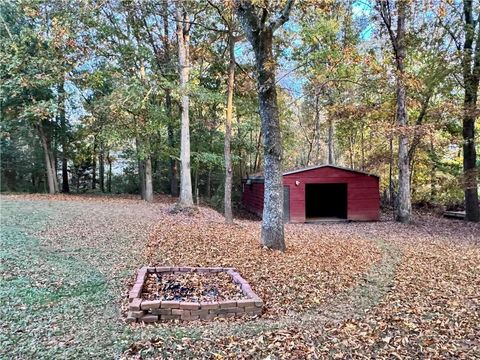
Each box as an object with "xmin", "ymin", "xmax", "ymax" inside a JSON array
[{"xmin": 127, "ymin": 267, "xmax": 263, "ymax": 323}]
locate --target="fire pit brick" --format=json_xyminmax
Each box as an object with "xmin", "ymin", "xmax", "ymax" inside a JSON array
[
  {"xmin": 141, "ymin": 300, "xmax": 161, "ymax": 310},
  {"xmin": 127, "ymin": 266, "xmax": 263, "ymax": 323}
]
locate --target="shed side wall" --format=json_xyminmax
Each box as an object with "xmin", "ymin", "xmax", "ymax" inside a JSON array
[{"xmin": 241, "ymin": 182, "xmax": 264, "ymax": 217}]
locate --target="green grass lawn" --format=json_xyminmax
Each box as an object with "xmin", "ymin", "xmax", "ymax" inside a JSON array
[
  {"xmin": 1, "ymin": 200, "xmax": 119, "ymax": 358},
  {"xmin": 0, "ymin": 198, "xmax": 177, "ymax": 359}
]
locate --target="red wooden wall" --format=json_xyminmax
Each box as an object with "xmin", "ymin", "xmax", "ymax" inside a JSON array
[
  {"xmin": 242, "ymin": 166, "xmax": 380, "ymax": 222},
  {"xmin": 241, "ymin": 181, "xmax": 264, "ymax": 217}
]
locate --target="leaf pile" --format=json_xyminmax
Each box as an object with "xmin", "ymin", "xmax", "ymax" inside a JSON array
[
  {"xmin": 141, "ymin": 272, "xmax": 246, "ymax": 302},
  {"xmin": 145, "ymin": 208, "xmax": 382, "ymax": 316}
]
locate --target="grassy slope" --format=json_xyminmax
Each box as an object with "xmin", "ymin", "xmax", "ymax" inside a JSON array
[{"xmin": 0, "ymin": 199, "xmax": 142, "ymax": 358}]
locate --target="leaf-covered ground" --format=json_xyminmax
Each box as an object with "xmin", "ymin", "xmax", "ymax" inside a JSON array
[
  {"xmin": 133, "ymin": 213, "xmax": 480, "ymax": 359},
  {"xmin": 1, "ymin": 194, "xmax": 479, "ymax": 359},
  {"xmin": 145, "ymin": 210, "xmax": 382, "ymax": 317}
]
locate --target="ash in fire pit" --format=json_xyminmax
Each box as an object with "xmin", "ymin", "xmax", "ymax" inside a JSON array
[
  {"xmin": 127, "ymin": 267, "xmax": 263, "ymax": 323},
  {"xmin": 142, "ymin": 272, "xmax": 246, "ymax": 302}
]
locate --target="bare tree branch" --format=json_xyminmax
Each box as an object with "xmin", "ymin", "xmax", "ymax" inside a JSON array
[{"xmin": 270, "ymin": 0, "xmax": 295, "ymax": 32}]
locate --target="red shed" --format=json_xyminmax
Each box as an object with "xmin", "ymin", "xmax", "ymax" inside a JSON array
[{"xmin": 242, "ymin": 165, "xmax": 380, "ymax": 222}]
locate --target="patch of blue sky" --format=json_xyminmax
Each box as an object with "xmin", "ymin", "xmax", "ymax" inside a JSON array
[{"xmin": 352, "ymin": 0, "xmax": 374, "ymax": 40}]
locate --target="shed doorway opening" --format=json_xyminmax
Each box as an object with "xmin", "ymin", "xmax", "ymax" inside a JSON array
[{"xmin": 305, "ymin": 183, "xmax": 347, "ymax": 220}]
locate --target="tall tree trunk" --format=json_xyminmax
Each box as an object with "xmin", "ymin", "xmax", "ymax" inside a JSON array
[
  {"xmin": 47, "ymin": 128, "xmax": 59, "ymax": 193},
  {"xmin": 48, "ymin": 145, "xmax": 59, "ymax": 193},
  {"xmin": 224, "ymin": 33, "xmax": 235, "ymax": 224},
  {"xmin": 236, "ymin": 0, "xmax": 294, "ymax": 251},
  {"xmin": 194, "ymin": 164, "xmax": 199, "ymax": 205},
  {"xmin": 31, "ymin": 173, "xmax": 35, "ymax": 192},
  {"xmin": 462, "ymin": 0, "xmax": 479, "ymax": 222},
  {"xmin": 389, "ymin": 137, "xmax": 394, "ymax": 206},
  {"xmin": 166, "ymin": 94, "xmax": 179, "ymax": 197},
  {"xmin": 253, "ymin": 129, "xmax": 262, "ymax": 172},
  {"xmin": 61, "ymin": 149, "xmax": 69, "ymax": 192},
  {"xmin": 348, "ymin": 135, "xmax": 354, "ymax": 168},
  {"xmin": 92, "ymin": 140, "xmax": 97, "ymax": 190},
  {"xmin": 176, "ymin": 3, "xmax": 193, "ymax": 207},
  {"xmin": 314, "ymin": 95, "xmax": 321, "ymax": 163},
  {"xmin": 429, "ymin": 139, "xmax": 437, "ymax": 202},
  {"xmin": 408, "ymin": 93, "xmax": 431, "ymax": 173},
  {"xmin": 144, "ymin": 155, "xmax": 153, "ymax": 202},
  {"xmin": 327, "ymin": 118, "xmax": 335, "ymax": 164},
  {"xmin": 463, "ymin": 99, "xmax": 479, "ymax": 221},
  {"xmin": 139, "ymin": 160, "xmax": 146, "ymax": 199},
  {"xmin": 237, "ymin": 114, "xmax": 244, "ymax": 180},
  {"xmin": 59, "ymin": 81, "xmax": 69, "ymax": 193},
  {"xmin": 37, "ymin": 122, "xmax": 56, "ymax": 194},
  {"xmin": 394, "ymin": 1, "xmax": 412, "ymax": 223},
  {"xmin": 107, "ymin": 153, "xmax": 112, "ymax": 193},
  {"xmin": 162, "ymin": 3, "xmax": 179, "ymax": 197},
  {"xmin": 136, "ymin": 137, "xmax": 146, "ymax": 199},
  {"xmin": 99, "ymin": 146, "xmax": 105, "ymax": 193},
  {"xmin": 360, "ymin": 121, "xmax": 365, "ymax": 170},
  {"xmin": 377, "ymin": 0, "xmax": 412, "ymax": 220},
  {"xmin": 256, "ymin": 29, "xmax": 285, "ymax": 250}
]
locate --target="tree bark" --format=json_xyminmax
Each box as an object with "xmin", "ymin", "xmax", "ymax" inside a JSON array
[
  {"xmin": 58, "ymin": 81, "xmax": 69, "ymax": 193},
  {"xmin": 394, "ymin": 1, "xmax": 412, "ymax": 223},
  {"xmin": 408, "ymin": 93, "xmax": 431, "ymax": 174},
  {"xmin": 139, "ymin": 160, "xmax": 146, "ymax": 199},
  {"xmin": 175, "ymin": 2, "xmax": 193, "ymax": 207},
  {"xmin": 237, "ymin": 114, "xmax": 244, "ymax": 180},
  {"xmin": 314, "ymin": 95, "xmax": 321, "ymax": 164},
  {"xmin": 253, "ymin": 129, "xmax": 262, "ymax": 172},
  {"xmin": 429, "ymin": 139, "xmax": 437, "ymax": 202},
  {"xmin": 389, "ymin": 137, "xmax": 394, "ymax": 206},
  {"xmin": 377, "ymin": 0, "xmax": 412, "ymax": 221},
  {"xmin": 48, "ymin": 144, "xmax": 59, "ymax": 193},
  {"xmin": 166, "ymin": 93, "xmax": 179, "ymax": 197},
  {"xmin": 224, "ymin": 32, "xmax": 235, "ymax": 223},
  {"xmin": 360, "ymin": 121, "xmax": 365, "ymax": 170},
  {"xmin": 91, "ymin": 139, "xmax": 97, "ymax": 190},
  {"xmin": 256, "ymin": 30, "xmax": 284, "ymax": 250},
  {"xmin": 162, "ymin": 3, "xmax": 179, "ymax": 197},
  {"xmin": 107, "ymin": 153, "xmax": 112, "ymax": 193},
  {"xmin": 144, "ymin": 154, "xmax": 154, "ymax": 202},
  {"xmin": 37, "ymin": 122, "xmax": 56, "ymax": 194},
  {"xmin": 99, "ymin": 146, "xmax": 105, "ymax": 193},
  {"xmin": 136, "ymin": 137, "xmax": 146, "ymax": 199},
  {"xmin": 327, "ymin": 118, "xmax": 335, "ymax": 164},
  {"xmin": 236, "ymin": 0, "xmax": 294, "ymax": 251},
  {"xmin": 461, "ymin": 0, "xmax": 479, "ymax": 222}
]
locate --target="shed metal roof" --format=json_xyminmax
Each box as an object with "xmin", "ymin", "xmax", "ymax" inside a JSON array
[
  {"xmin": 245, "ymin": 164, "xmax": 379, "ymax": 180},
  {"xmin": 283, "ymin": 164, "xmax": 379, "ymax": 178}
]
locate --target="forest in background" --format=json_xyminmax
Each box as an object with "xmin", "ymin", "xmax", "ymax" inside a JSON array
[{"xmin": 1, "ymin": 0, "xmax": 479, "ymax": 220}]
